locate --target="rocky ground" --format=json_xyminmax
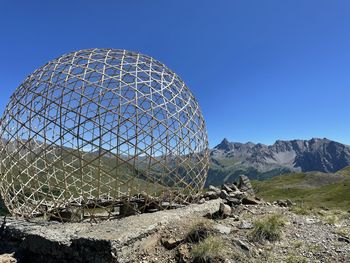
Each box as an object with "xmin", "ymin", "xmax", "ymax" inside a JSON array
[
  {"xmin": 122, "ymin": 202, "xmax": 350, "ymax": 263},
  {"xmin": 1, "ymin": 176, "xmax": 349, "ymax": 263}
]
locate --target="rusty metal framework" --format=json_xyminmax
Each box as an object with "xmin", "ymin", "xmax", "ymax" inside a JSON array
[{"xmin": 0, "ymin": 48, "xmax": 209, "ymax": 221}]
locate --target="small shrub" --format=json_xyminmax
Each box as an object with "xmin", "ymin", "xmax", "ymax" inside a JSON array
[
  {"xmin": 307, "ymin": 244, "xmax": 322, "ymax": 254},
  {"xmin": 187, "ymin": 220, "xmax": 213, "ymax": 243},
  {"xmin": 250, "ymin": 213, "xmax": 285, "ymax": 242},
  {"xmin": 338, "ymin": 210, "xmax": 350, "ymax": 221},
  {"xmin": 191, "ymin": 236, "xmax": 226, "ymax": 263},
  {"xmin": 334, "ymin": 227, "xmax": 350, "ymax": 238},
  {"xmin": 292, "ymin": 240, "xmax": 303, "ymax": 248},
  {"xmin": 323, "ymin": 215, "xmax": 338, "ymax": 225},
  {"xmin": 290, "ymin": 204, "xmax": 311, "ymax": 215},
  {"xmin": 286, "ymin": 253, "xmax": 307, "ymax": 263}
]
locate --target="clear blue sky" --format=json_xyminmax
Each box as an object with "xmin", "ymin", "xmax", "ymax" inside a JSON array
[{"xmin": 1, "ymin": 0, "xmax": 350, "ymax": 147}]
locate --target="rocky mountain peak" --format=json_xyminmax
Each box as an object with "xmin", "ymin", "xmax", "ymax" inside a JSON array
[
  {"xmin": 210, "ymin": 137, "xmax": 350, "ymax": 175},
  {"xmin": 214, "ymin": 138, "xmax": 234, "ymax": 152}
]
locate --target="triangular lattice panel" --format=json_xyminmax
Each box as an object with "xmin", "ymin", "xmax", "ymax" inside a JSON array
[{"xmin": 0, "ymin": 48, "xmax": 209, "ymax": 221}]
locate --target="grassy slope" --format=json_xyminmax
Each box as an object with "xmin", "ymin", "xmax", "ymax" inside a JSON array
[
  {"xmin": 0, "ymin": 148, "xmax": 201, "ymax": 215},
  {"xmin": 252, "ymin": 167, "xmax": 350, "ymax": 209},
  {"xmin": 206, "ymin": 164, "xmax": 291, "ymax": 187}
]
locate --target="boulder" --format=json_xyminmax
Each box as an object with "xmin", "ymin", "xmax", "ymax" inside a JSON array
[
  {"xmin": 237, "ymin": 220, "xmax": 254, "ymax": 229},
  {"xmin": 275, "ymin": 200, "xmax": 293, "ymax": 207},
  {"xmin": 229, "ymin": 191, "xmax": 246, "ymax": 200},
  {"xmin": 234, "ymin": 238, "xmax": 250, "ymax": 252},
  {"xmin": 242, "ymin": 196, "xmax": 261, "ymax": 205},
  {"xmin": 140, "ymin": 191, "xmax": 156, "ymax": 201},
  {"xmin": 238, "ymin": 175, "xmax": 255, "ymax": 196},
  {"xmin": 338, "ymin": 236, "xmax": 350, "ymax": 243},
  {"xmin": 219, "ymin": 190, "xmax": 229, "ymax": 199},
  {"xmin": 226, "ymin": 197, "xmax": 242, "ymax": 206},
  {"xmin": 198, "ymin": 198, "xmax": 206, "ymax": 204},
  {"xmin": 222, "ymin": 184, "xmax": 233, "ymax": 193},
  {"xmin": 140, "ymin": 234, "xmax": 160, "ymax": 253},
  {"xmin": 285, "ymin": 199, "xmax": 294, "ymax": 206},
  {"xmin": 213, "ymin": 223, "xmax": 231, "ymax": 234},
  {"xmin": 0, "ymin": 253, "xmax": 16, "ymax": 263},
  {"xmin": 208, "ymin": 185, "xmax": 221, "ymax": 193},
  {"xmin": 120, "ymin": 203, "xmax": 139, "ymax": 216},
  {"xmin": 204, "ymin": 191, "xmax": 219, "ymax": 200},
  {"xmin": 228, "ymin": 183, "xmax": 239, "ymax": 192},
  {"xmin": 177, "ymin": 244, "xmax": 191, "ymax": 263},
  {"xmin": 219, "ymin": 202, "xmax": 232, "ymax": 217},
  {"xmin": 162, "ymin": 237, "xmax": 182, "ymax": 249}
]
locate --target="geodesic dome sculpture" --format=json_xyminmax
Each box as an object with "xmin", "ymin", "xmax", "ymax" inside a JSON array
[{"xmin": 0, "ymin": 48, "xmax": 209, "ymax": 221}]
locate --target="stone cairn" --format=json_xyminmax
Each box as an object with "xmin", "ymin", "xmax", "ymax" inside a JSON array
[{"xmin": 200, "ymin": 175, "xmax": 262, "ymax": 218}]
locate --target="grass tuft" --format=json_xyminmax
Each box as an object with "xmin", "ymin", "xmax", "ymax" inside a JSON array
[
  {"xmin": 250, "ymin": 213, "xmax": 285, "ymax": 242},
  {"xmin": 187, "ymin": 220, "xmax": 213, "ymax": 243},
  {"xmin": 191, "ymin": 236, "xmax": 226, "ymax": 263},
  {"xmin": 289, "ymin": 204, "xmax": 312, "ymax": 215},
  {"xmin": 323, "ymin": 215, "xmax": 338, "ymax": 225},
  {"xmin": 334, "ymin": 227, "xmax": 350, "ymax": 238},
  {"xmin": 286, "ymin": 253, "xmax": 308, "ymax": 263}
]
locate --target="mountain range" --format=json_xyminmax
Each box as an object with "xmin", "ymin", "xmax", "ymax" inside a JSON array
[
  {"xmin": 207, "ymin": 138, "xmax": 350, "ymax": 186},
  {"xmin": 2, "ymin": 137, "xmax": 350, "ymax": 187}
]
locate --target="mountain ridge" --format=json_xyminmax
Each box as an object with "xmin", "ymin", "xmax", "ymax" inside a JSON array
[
  {"xmin": 207, "ymin": 137, "xmax": 350, "ymax": 186},
  {"xmin": 211, "ymin": 137, "xmax": 350, "ymax": 173}
]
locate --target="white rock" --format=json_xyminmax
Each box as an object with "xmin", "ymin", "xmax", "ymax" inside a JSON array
[{"xmin": 214, "ymin": 223, "xmax": 231, "ymax": 234}]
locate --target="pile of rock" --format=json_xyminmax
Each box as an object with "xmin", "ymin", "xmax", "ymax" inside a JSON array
[
  {"xmin": 0, "ymin": 253, "xmax": 16, "ymax": 263},
  {"xmin": 200, "ymin": 175, "xmax": 263, "ymax": 218},
  {"xmin": 202, "ymin": 177, "xmax": 297, "ymax": 221}
]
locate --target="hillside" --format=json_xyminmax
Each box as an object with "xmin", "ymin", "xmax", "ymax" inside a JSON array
[
  {"xmin": 207, "ymin": 138, "xmax": 350, "ymax": 186},
  {"xmin": 2, "ymin": 137, "xmax": 350, "ymax": 215},
  {"xmin": 252, "ymin": 166, "xmax": 350, "ymax": 209},
  {"xmin": 1, "ymin": 177, "xmax": 349, "ymax": 263}
]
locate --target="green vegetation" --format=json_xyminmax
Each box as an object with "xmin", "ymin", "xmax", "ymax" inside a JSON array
[
  {"xmin": 289, "ymin": 204, "xmax": 312, "ymax": 215},
  {"xmin": 252, "ymin": 167, "xmax": 350, "ymax": 210},
  {"xmin": 285, "ymin": 253, "xmax": 308, "ymax": 263},
  {"xmin": 333, "ymin": 166, "xmax": 350, "ymax": 177},
  {"xmin": 186, "ymin": 220, "xmax": 213, "ymax": 243},
  {"xmin": 191, "ymin": 236, "xmax": 226, "ymax": 263},
  {"xmin": 0, "ymin": 144, "xmax": 201, "ymax": 201},
  {"xmin": 250, "ymin": 213, "xmax": 285, "ymax": 242},
  {"xmin": 206, "ymin": 162, "xmax": 290, "ymax": 187},
  {"xmin": 323, "ymin": 215, "xmax": 338, "ymax": 225},
  {"xmin": 0, "ymin": 147, "xmax": 170, "ymax": 213},
  {"xmin": 292, "ymin": 240, "xmax": 303, "ymax": 249},
  {"xmin": 0, "ymin": 142, "xmax": 205, "ymax": 216},
  {"xmin": 186, "ymin": 220, "xmax": 231, "ymax": 262},
  {"xmin": 306, "ymin": 243, "xmax": 322, "ymax": 254},
  {"xmin": 334, "ymin": 226, "xmax": 350, "ymax": 238}
]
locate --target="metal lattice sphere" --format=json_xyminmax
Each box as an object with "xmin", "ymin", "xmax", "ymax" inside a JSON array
[{"xmin": 0, "ymin": 48, "xmax": 209, "ymax": 220}]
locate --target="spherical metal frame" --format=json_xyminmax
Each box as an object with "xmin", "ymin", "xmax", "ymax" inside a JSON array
[{"xmin": 0, "ymin": 48, "xmax": 209, "ymax": 221}]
